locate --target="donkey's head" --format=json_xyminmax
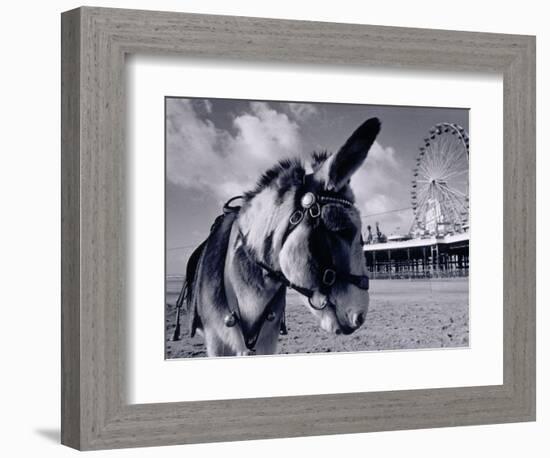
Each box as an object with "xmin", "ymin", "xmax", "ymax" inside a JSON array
[{"xmin": 239, "ymin": 118, "xmax": 381, "ymax": 335}]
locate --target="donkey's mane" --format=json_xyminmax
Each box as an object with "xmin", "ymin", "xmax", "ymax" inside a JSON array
[
  {"xmin": 311, "ymin": 150, "xmax": 330, "ymax": 172},
  {"xmin": 243, "ymin": 158, "xmax": 306, "ymax": 202}
]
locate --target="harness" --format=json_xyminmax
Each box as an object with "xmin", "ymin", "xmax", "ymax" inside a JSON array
[{"xmin": 222, "ymin": 197, "xmax": 289, "ymax": 350}]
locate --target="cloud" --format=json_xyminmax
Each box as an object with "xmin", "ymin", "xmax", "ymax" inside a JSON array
[
  {"xmin": 351, "ymin": 142, "xmax": 400, "ymax": 210},
  {"xmin": 350, "ymin": 141, "xmax": 413, "ymax": 234},
  {"xmin": 286, "ymin": 103, "xmax": 319, "ymax": 121},
  {"xmin": 232, "ymin": 102, "xmax": 302, "ymax": 163},
  {"xmin": 166, "ymin": 100, "xmax": 302, "ymax": 202}
]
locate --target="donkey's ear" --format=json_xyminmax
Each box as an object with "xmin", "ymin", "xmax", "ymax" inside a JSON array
[{"xmin": 320, "ymin": 117, "xmax": 381, "ymax": 191}]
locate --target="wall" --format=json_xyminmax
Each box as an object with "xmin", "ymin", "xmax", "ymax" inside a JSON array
[{"xmin": 0, "ymin": 0, "xmax": 546, "ymax": 456}]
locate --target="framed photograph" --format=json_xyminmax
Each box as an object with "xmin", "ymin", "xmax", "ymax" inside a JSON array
[{"xmin": 61, "ymin": 6, "xmax": 536, "ymax": 450}]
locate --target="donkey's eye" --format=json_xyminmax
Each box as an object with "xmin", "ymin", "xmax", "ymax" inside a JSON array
[{"xmin": 321, "ymin": 204, "xmax": 356, "ymax": 233}]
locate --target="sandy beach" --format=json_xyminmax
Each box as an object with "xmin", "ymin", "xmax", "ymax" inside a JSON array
[{"xmin": 165, "ymin": 277, "xmax": 469, "ymax": 358}]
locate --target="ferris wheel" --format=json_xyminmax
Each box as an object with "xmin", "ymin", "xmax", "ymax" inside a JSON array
[{"xmin": 410, "ymin": 122, "xmax": 469, "ymax": 236}]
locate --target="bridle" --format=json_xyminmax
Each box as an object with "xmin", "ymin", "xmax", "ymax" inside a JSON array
[{"xmin": 252, "ymin": 173, "xmax": 370, "ymax": 310}]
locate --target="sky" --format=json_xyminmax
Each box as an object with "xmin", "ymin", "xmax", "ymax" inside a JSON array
[{"xmin": 166, "ymin": 97, "xmax": 469, "ymax": 275}]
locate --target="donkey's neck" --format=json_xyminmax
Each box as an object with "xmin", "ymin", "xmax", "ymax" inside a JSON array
[
  {"xmin": 223, "ymin": 188, "xmax": 295, "ymax": 325},
  {"xmin": 224, "ymin": 222, "xmax": 281, "ymax": 327}
]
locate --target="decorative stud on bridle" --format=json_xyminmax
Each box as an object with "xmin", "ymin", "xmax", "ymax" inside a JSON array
[{"xmin": 289, "ymin": 191, "xmax": 354, "ymax": 227}]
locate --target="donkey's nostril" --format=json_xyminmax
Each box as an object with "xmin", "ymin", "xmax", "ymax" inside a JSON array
[{"xmin": 352, "ymin": 312, "xmax": 365, "ymax": 328}]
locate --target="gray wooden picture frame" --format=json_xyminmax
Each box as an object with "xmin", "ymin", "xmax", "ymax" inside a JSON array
[{"xmin": 61, "ymin": 6, "xmax": 536, "ymax": 451}]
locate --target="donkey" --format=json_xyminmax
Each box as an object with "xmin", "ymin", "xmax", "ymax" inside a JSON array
[{"xmin": 182, "ymin": 117, "xmax": 381, "ymax": 356}]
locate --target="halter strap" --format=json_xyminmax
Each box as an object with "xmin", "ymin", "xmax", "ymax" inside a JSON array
[
  {"xmin": 256, "ymin": 260, "xmax": 369, "ymax": 310},
  {"xmin": 256, "ymin": 261, "xmax": 315, "ymax": 298}
]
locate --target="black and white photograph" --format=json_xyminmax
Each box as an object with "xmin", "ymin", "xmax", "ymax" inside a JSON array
[{"xmin": 165, "ymin": 97, "xmax": 470, "ymax": 358}]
